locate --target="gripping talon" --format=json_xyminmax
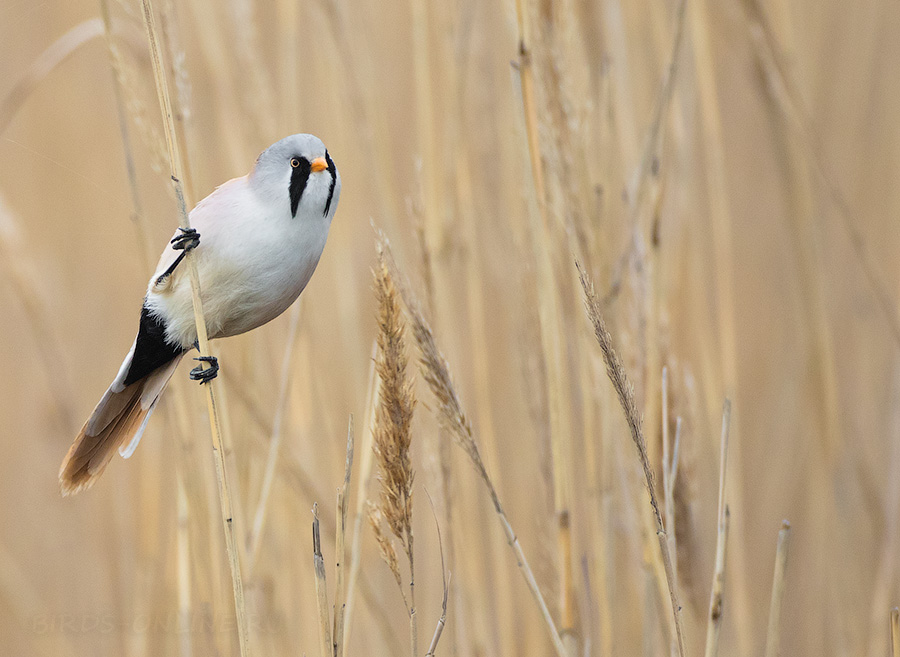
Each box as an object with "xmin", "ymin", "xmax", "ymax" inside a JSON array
[
  {"xmin": 154, "ymin": 229, "xmax": 199, "ymax": 288},
  {"xmin": 189, "ymin": 355, "xmax": 219, "ymax": 384},
  {"xmin": 171, "ymin": 227, "xmax": 200, "ymax": 252}
]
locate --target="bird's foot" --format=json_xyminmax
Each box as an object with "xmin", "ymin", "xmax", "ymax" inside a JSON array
[
  {"xmin": 189, "ymin": 356, "xmax": 219, "ymax": 384},
  {"xmin": 154, "ymin": 229, "xmax": 199, "ymax": 287},
  {"xmin": 171, "ymin": 227, "xmax": 200, "ymax": 252}
]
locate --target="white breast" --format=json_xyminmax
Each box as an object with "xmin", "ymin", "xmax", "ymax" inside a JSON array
[{"xmin": 145, "ymin": 176, "xmax": 332, "ymax": 348}]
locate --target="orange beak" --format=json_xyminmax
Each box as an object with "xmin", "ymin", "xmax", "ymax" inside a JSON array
[{"xmin": 310, "ymin": 156, "xmax": 328, "ymax": 173}]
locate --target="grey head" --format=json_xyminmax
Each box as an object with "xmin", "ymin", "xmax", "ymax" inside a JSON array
[{"xmin": 249, "ymin": 133, "xmax": 340, "ymax": 220}]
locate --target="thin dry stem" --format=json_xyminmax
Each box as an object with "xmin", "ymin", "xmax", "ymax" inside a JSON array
[
  {"xmin": 704, "ymin": 400, "xmax": 732, "ymax": 657},
  {"xmin": 426, "ymin": 575, "xmax": 450, "ymax": 657},
  {"xmin": 139, "ymin": 1, "xmax": 249, "ymax": 655},
  {"xmin": 511, "ymin": 1, "xmax": 577, "ymax": 647},
  {"xmin": 424, "ymin": 488, "xmax": 449, "ymax": 657},
  {"xmin": 764, "ymin": 520, "xmax": 792, "ymax": 657},
  {"xmin": 891, "ymin": 608, "xmax": 900, "ymax": 657},
  {"xmin": 662, "ymin": 367, "xmax": 678, "ymax": 657},
  {"xmin": 313, "ymin": 504, "xmax": 333, "ymax": 657},
  {"xmin": 578, "ymin": 262, "xmax": 685, "ymax": 657},
  {"xmin": 333, "ymin": 416, "xmax": 354, "ymax": 657},
  {"xmin": 380, "ymin": 236, "xmax": 569, "ymax": 657},
  {"xmin": 343, "ymin": 340, "xmax": 379, "ymax": 641}
]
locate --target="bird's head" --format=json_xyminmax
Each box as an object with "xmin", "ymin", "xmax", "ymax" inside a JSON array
[{"xmin": 250, "ymin": 133, "xmax": 340, "ymax": 220}]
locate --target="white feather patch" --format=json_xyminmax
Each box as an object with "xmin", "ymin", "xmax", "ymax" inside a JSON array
[
  {"xmin": 111, "ymin": 339, "xmax": 137, "ymax": 393},
  {"xmin": 119, "ymin": 404, "xmax": 155, "ymax": 459}
]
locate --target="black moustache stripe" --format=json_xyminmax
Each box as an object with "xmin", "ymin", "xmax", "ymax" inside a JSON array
[
  {"xmin": 289, "ymin": 156, "xmax": 311, "ymax": 217},
  {"xmin": 324, "ymin": 151, "xmax": 336, "ymax": 217}
]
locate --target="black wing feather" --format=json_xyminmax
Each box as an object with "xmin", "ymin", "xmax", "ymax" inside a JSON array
[{"xmin": 123, "ymin": 305, "xmax": 184, "ymax": 386}]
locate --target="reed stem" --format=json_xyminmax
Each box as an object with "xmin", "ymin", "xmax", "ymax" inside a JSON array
[
  {"xmin": 764, "ymin": 521, "xmax": 792, "ymax": 657},
  {"xmin": 891, "ymin": 608, "xmax": 900, "ymax": 657},
  {"xmin": 313, "ymin": 505, "xmax": 333, "ymax": 657},
  {"xmin": 704, "ymin": 400, "xmax": 732, "ymax": 657},
  {"xmin": 139, "ymin": 1, "xmax": 249, "ymax": 654}
]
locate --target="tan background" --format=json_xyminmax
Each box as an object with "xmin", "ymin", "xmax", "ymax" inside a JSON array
[{"xmin": 1, "ymin": 0, "xmax": 899, "ymax": 655}]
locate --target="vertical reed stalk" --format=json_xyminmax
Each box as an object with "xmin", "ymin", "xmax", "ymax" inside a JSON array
[
  {"xmin": 313, "ymin": 504, "xmax": 333, "ymax": 657},
  {"xmin": 578, "ymin": 263, "xmax": 685, "ymax": 657},
  {"xmin": 139, "ymin": 2, "xmax": 249, "ymax": 655},
  {"xmin": 425, "ymin": 576, "xmax": 449, "ymax": 657},
  {"xmin": 425, "ymin": 495, "xmax": 449, "ymax": 657},
  {"xmin": 511, "ymin": 0, "xmax": 576, "ymax": 650},
  {"xmin": 891, "ymin": 608, "xmax": 900, "ymax": 657},
  {"xmin": 704, "ymin": 400, "xmax": 732, "ymax": 657},
  {"xmin": 342, "ymin": 340, "xmax": 379, "ymax": 642},
  {"xmin": 688, "ymin": 1, "xmax": 752, "ymax": 648},
  {"xmin": 764, "ymin": 521, "xmax": 792, "ymax": 657},
  {"xmin": 661, "ymin": 367, "xmax": 678, "ymax": 657},
  {"xmin": 333, "ymin": 417, "xmax": 354, "ymax": 657},
  {"xmin": 387, "ymin": 240, "xmax": 569, "ymax": 657}
]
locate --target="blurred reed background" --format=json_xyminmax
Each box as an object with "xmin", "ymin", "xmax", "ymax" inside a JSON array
[{"xmin": 1, "ymin": 0, "xmax": 900, "ymax": 655}]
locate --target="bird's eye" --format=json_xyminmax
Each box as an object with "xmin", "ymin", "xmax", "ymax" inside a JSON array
[{"xmin": 291, "ymin": 158, "xmax": 300, "ymax": 168}]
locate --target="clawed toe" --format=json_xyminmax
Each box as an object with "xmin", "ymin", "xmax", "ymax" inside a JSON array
[
  {"xmin": 171, "ymin": 227, "xmax": 200, "ymax": 252},
  {"xmin": 189, "ymin": 355, "xmax": 219, "ymax": 384}
]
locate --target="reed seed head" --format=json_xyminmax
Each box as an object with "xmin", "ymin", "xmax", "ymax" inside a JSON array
[
  {"xmin": 372, "ymin": 247, "xmax": 416, "ymax": 550},
  {"xmin": 366, "ymin": 501, "xmax": 404, "ymax": 596}
]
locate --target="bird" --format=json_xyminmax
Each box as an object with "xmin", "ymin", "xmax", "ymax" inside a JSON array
[{"xmin": 59, "ymin": 133, "xmax": 341, "ymax": 495}]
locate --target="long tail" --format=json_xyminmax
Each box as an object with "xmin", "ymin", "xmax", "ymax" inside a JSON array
[{"xmin": 59, "ymin": 345, "xmax": 183, "ymax": 496}]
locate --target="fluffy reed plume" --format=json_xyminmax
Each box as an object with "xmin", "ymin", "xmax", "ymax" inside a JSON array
[
  {"xmin": 577, "ymin": 262, "xmax": 686, "ymax": 657},
  {"xmin": 372, "ymin": 253, "xmax": 416, "ymax": 548},
  {"xmin": 366, "ymin": 501, "xmax": 404, "ymax": 601},
  {"xmin": 376, "ymin": 235, "xmax": 569, "ymax": 657},
  {"xmin": 371, "ymin": 247, "xmax": 418, "ymax": 655}
]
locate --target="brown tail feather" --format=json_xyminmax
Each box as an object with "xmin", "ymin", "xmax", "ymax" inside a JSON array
[
  {"xmin": 59, "ymin": 381, "xmax": 149, "ymax": 495},
  {"xmin": 59, "ymin": 354, "xmax": 182, "ymax": 496}
]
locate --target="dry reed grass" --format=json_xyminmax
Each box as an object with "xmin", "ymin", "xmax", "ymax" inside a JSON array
[
  {"xmin": 371, "ymin": 246, "xmax": 418, "ymax": 655},
  {"xmin": 139, "ymin": 0, "xmax": 249, "ymax": 653},
  {"xmin": 0, "ymin": 0, "xmax": 898, "ymax": 655},
  {"xmin": 578, "ymin": 262, "xmax": 685, "ymax": 657}
]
